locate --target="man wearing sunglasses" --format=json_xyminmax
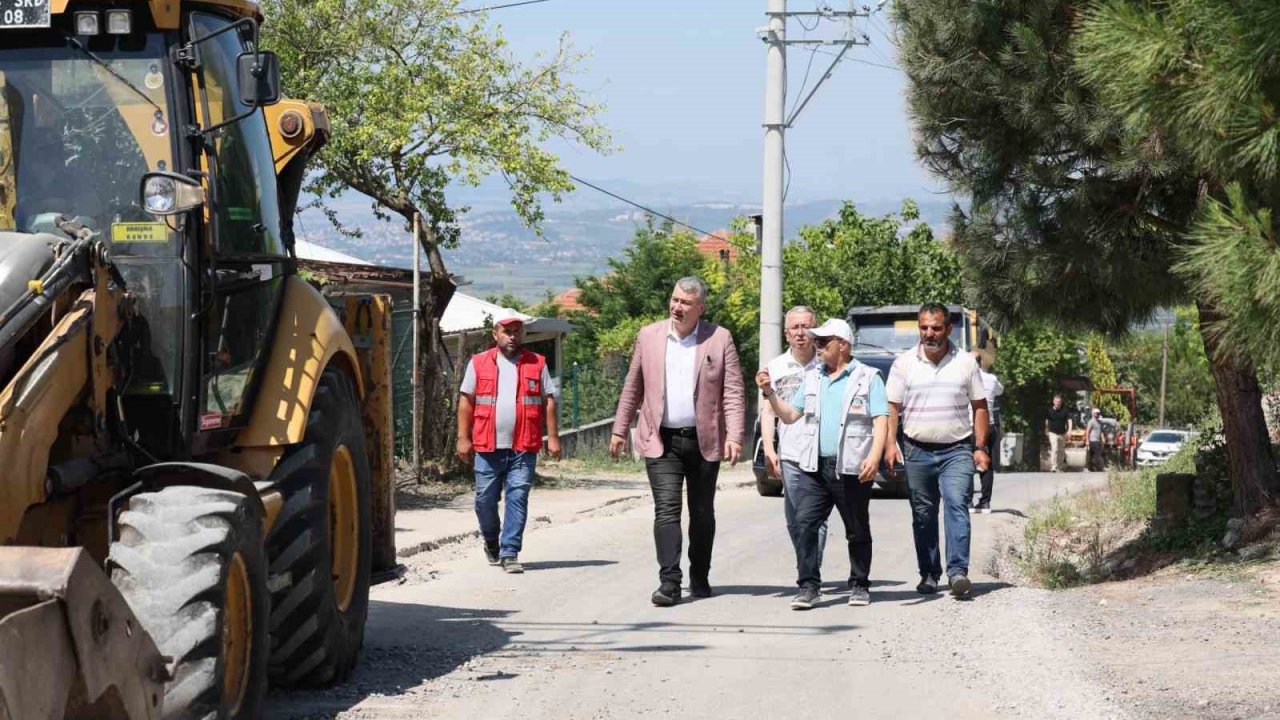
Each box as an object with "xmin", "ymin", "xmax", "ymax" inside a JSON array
[{"xmin": 756, "ymin": 318, "xmax": 890, "ymax": 610}]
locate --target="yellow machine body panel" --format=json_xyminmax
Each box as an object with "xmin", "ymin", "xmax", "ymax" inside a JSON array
[
  {"xmin": 50, "ymin": 0, "xmax": 261, "ymax": 29},
  {"xmin": 235, "ymin": 275, "xmax": 364, "ymax": 448}
]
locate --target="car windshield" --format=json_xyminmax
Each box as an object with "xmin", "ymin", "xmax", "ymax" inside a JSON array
[
  {"xmin": 0, "ymin": 32, "xmax": 176, "ymax": 256},
  {"xmin": 1146, "ymin": 432, "xmax": 1185, "ymax": 444},
  {"xmin": 853, "ymin": 317, "xmax": 964, "ymax": 353}
]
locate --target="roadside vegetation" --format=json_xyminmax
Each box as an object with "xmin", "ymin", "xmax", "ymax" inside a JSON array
[{"xmin": 1015, "ymin": 418, "xmax": 1280, "ymax": 589}]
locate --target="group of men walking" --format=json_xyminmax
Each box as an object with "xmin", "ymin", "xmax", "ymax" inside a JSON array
[{"xmin": 454, "ymin": 279, "xmax": 1002, "ymax": 609}]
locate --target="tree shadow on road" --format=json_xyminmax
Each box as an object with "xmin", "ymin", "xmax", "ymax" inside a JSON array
[{"xmin": 264, "ymin": 600, "xmax": 517, "ymax": 719}]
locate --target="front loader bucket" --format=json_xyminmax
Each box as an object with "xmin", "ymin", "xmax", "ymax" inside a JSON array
[{"xmin": 0, "ymin": 547, "xmax": 166, "ymax": 720}]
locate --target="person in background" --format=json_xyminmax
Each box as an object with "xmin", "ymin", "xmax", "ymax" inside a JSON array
[
  {"xmin": 971, "ymin": 351, "xmax": 1004, "ymax": 513},
  {"xmin": 1045, "ymin": 394, "xmax": 1073, "ymax": 472},
  {"xmin": 610, "ymin": 277, "xmax": 746, "ymax": 606},
  {"xmin": 456, "ymin": 309, "xmax": 561, "ymax": 574},
  {"xmin": 761, "ymin": 306, "xmax": 829, "ymax": 572},
  {"xmin": 757, "ymin": 318, "xmax": 889, "ymax": 610},
  {"xmin": 1086, "ymin": 409, "xmax": 1106, "ymax": 472}
]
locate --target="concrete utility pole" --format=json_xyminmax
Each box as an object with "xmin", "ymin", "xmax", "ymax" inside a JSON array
[
  {"xmin": 1158, "ymin": 322, "xmax": 1169, "ymax": 428},
  {"xmin": 759, "ymin": 2, "xmax": 868, "ymax": 368},
  {"xmin": 760, "ymin": 0, "xmax": 787, "ymax": 369},
  {"xmin": 412, "ymin": 212, "xmax": 423, "ymax": 483}
]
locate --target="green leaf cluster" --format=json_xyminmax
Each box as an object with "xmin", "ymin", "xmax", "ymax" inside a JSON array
[
  {"xmin": 260, "ymin": 0, "xmax": 613, "ymax": 244},
  {"xmin": 1111, "ymin": 308, "xmax": 1215, "ymax": 428},
  {"xmin": 1085, "ymin": 335, "xmax": 1131, "ymax": 424},
  {"xmin": 990, "ymin": 321, "xmax": 1083, "ymax": 435},
  {"xmin": 1076, "ymin": 0, "xmax": 1280, "ymax": 368}
]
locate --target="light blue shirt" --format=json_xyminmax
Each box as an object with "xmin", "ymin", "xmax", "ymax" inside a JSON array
[{"xmin": 789, "ymin": 361, "xmax": 888, "ymax": 457}]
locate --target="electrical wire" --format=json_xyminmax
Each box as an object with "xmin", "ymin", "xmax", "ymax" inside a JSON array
[
  {"xmin": 568, "ymin": 175, "xmax": 729, "ymax": 242},
  {"xmin": 811, "ymin": 46, "xmax": 897, "ymax": 71},
  {"xmin": 452, "ymin": 0, "xmax": 553, "ymax": 16}
]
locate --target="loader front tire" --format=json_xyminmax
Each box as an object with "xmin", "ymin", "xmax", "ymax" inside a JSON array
[
  {"xmin": 265, "ymin": 368, "xmax": 372, "ymax": 687},
  {"xmin": 109, "ymin": 486, "xmax": 269, "ymax": 720}
]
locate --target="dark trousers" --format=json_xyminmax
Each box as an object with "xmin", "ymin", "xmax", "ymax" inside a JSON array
[
  {"xmin": 1087, "ymin": 441, "xmax": 1105, "ymax": 471},
  {"xmin": 645, "ymin": 428, "xmax": 721, "ymax": 586},
  {"xmin": 977, "ymin": 424, "xmax": 999, "ymax": 506},
  {"xmin": 791, "ymin": 457, "xmax": 873, "ymax": 590}
]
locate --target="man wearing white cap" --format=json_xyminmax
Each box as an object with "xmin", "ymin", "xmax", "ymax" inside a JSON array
[
  {"xmin": 457, "ymin": 308, "xmax": 561, "ymax": 574},
  {"xmin": 756, "ymin": 318, "xmax": 890, "ymax": 610}
]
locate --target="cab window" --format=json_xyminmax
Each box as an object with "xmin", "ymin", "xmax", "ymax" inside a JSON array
[{"xmin": 190, "ymin": 12, "xmax": 283, "ymax": 257}]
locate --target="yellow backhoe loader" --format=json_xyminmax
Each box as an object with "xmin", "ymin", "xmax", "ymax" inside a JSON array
[{"xmin": 0, "ymin": 2, "xmax": 397, "ymax": 718}]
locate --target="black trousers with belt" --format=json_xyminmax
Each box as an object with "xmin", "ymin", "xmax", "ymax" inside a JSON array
[
  {"xmin": 645, "ymin": 427, "xmax": 721, "ymax": 586},
  {"xmin": 791, "ymin": 456, "xmax": 873, "ymax": 590}
]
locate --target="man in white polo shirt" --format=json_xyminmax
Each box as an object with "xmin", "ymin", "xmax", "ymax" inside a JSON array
[{"xmin": 883, "ymin": 303, "xmax": 991, "ymax": 598}]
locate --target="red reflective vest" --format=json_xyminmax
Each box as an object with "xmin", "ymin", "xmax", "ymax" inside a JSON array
[{"xmin": 469, "ymin": 347, "xmax": 547, "ymax": 453}]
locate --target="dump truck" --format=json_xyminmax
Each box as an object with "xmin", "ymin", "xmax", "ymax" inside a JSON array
[
  {"xmin": 846, "ymin": 305, "xmax": 997, "ymax": 496},
  {"xmin": 0, "ymin": 2, "xmax": 397, "ymax": 718}
]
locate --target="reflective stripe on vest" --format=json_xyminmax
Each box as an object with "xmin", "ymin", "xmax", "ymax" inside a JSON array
[{"xmin": 469, "ymin": 347, "xmax": 547, "ymax": 453}]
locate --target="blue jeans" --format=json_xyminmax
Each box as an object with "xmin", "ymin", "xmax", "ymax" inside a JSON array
[
  {"xmin": 781, "ymin": 461, "xmax": 827, "ymax": 570},
  {"xmin": 474, "ymin": 450, "xmax": 537, "ymax": 559},
  {"xmin": 903, "ymin": 437, "xmax": 974, "ymax": 579}
]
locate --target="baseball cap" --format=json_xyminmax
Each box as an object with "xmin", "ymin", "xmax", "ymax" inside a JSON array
[
  {"xmin": 490, "ymin": 308, "xmax": 526, "ymax": 327},
  {"xmin": 806, "ymin": 318, "xmax": 853, "ymax": 344},
  {"xmin": 1092, "ymin": 408, "xmax": 1101, "ymax": 415}
]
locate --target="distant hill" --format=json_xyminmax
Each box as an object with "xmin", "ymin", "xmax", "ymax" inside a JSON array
[{"xmin": 296, "ymin": 195, "xmax": 953, "ymax": 302}]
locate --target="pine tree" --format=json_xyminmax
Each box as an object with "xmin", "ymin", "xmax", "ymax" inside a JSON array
[{"xmin": 895, "ymin": 0, "xmax": 1276, "ymax": 514}]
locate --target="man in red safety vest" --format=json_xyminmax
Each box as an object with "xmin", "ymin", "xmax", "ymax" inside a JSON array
[{"xmin": 456, "ymin": 308, "xmax": 561, "ymax": 573}]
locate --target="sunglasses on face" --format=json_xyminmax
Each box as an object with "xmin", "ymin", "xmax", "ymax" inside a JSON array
[{"xmin": 814, "ymin": 337, "xmax": 833, "ymax": 349}]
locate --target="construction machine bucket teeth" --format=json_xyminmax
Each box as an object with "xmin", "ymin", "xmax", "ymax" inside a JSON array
[{"xmin": 0, "ymin": 547, "xmax": 166, "ymax": 720}]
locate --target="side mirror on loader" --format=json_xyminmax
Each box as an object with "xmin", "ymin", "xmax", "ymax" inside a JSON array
[
  {"xmin": 236, "ymin": 51, "xmax": 281, "ymax": 107},
  {"xmin": 141, "ymin": 172, "xmax": 206, "ymax": 216}
]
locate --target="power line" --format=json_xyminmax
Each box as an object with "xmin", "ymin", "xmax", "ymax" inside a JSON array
[
  {"xmin": 452, "ymin": 0, "xmax": 553, "ymax": 16},
  {"xmin": 568, "ymin": 174, "xmax": 729, "ymax": 242},
  {"xmin": 810, "ymin": 46, "xmax": 897, "ymax": 71}
]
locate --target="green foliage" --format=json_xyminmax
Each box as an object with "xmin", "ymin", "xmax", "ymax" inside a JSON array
[
  {"xmin": 565, "ymin": 221, "xmax": 705, "ymax": 365},
  {"xmin": 1111, "ymin": 308, "xmax": 1215, "ymax": 427},
  {"xmin": 261, "ymin": 0, "xmax": 613, "ymax": 243},
  {"xmin": 484, "ymin": 292, "xmax": 528, "ymax": 312},
  {"xmin": 991, "ymin": 321, "xmax": 1083, "ymax": 435},
  {"xmin": 558, "ymin": 357, "xmax": 629, "ymax": 429},
  {"xmin": 893, "ymin": 0, "xmax": 1198, "ymax": 335},
  {"xmin": 1076, "ymin": 1, "xmax": 1280, "ymax": 368},
  {"xmin": 1085, "ymin": 336, "xmax": 1131, "ymax": 424},
  {"xmin": 704, "ymin": 202, "xmax": 961, "ymax": 372}
]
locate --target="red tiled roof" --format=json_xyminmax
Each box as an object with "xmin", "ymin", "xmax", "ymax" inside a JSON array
[
  {"xmin": 696, "ymin": 231, "xmax": 738, "ymax": 261},
  {"xmin": 554, "ymin": 287, "xmax": 589, "ymax": 314}
]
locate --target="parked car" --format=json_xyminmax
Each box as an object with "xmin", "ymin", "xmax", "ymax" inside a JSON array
[{"xmin": 1135, "ymin": 430, "xmax": 1191, "ymax": 467}]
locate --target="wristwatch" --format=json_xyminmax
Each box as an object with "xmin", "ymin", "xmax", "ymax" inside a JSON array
[{"xmin": 975, "ymin": 445, "xmax": 990, "ymax": 454}]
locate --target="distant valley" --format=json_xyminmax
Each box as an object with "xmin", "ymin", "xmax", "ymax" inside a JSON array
[{"xmin": 295, "ymin": 193, "xmax": 952, "ymax": 302}]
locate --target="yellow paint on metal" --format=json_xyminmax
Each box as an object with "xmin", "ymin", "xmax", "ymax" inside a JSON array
[
  {"xmin": 111, "ymin": 222, "xmax": 169, "ymax": 244},
  {"xmin": 49, "ymin": 0, "xmax": 260, "ymax": 30},
  {"xmin": 893, "ymin": 319, "xmax": 918, "ymax": 332},
  {"xmin": 258, "ymin": 488, "xmax": 283, "ymax": 537},
  {"xmin": 26, "ymin": 280, "xmax": 43, "ymax": 295},
  {"xmin": 265, "ymin": 101, "xmax": 321, "ymax": 174},
  {"xmin": 0, "ymin": 72, "xmax": 16, "ymax": 230},
  {"xmin": 234, "ymin": 276, "xmax": 363, "ymax": 448},
  {"xmin": 0, "ymin": 287, "xmax": 123, "ymax": 544},
  {"xmin": 222, "ymin": 551, "xmax": 252, "ymax": 715},
  {"xmin": 342, "ymin": 294, "xmax": 395, "ymax": 571},
  {"xmin": 328, "ymin": 445, "xmax": 358, "ymax": 613}
]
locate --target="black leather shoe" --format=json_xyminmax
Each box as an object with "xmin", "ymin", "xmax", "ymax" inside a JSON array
[
  {"xmin": 651, "ymin": 582, "xmax": 681, "ymax": 607},
  {"xmin": 689, "ymin": 578, "xmax": 712, "ymax": 598}
]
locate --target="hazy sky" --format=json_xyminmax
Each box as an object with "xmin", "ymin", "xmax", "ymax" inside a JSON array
[{"xmin": 484, "ymin": 0, "xmax": 945, "ymax": 206}]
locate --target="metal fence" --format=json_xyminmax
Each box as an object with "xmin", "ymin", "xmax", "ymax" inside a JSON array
[
  {"xmin": 559, "ymin": 356, "xmax": 629, "ymax": 430},
  {"xmin": 389, "ymin": 309, "xmax": 629, "ymax": 457}
]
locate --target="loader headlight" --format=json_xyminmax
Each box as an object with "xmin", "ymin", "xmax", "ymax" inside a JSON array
[
  {"xmin": 141, "ymin": 172, "xmax": 206, "ymax": 216},
  {"xmin": 105, "ymin": 9, "xmax": 133, "ymax": 35},
  {"xmin": 74, "ymin": 11, "xmax": 100, "ymax": 36}
]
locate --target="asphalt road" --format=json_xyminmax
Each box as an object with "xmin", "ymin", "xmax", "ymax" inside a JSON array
[{"xmin": 271, "ymin": 471, "xmax": 1127, "ymax": 720}]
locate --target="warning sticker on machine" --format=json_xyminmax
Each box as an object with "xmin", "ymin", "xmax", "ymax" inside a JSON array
[
  {"xmin": 111, "ymin": 222, "xmax": 169, "ymax": 244},
  {"xmin": 199, "ymin": 414, "xmax": 224, "ymax": 430}
]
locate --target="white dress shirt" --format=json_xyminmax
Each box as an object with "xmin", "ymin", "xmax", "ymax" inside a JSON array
[{"xmin": 662, "ymin": 321, "xmax": 699, "ymax": 428}]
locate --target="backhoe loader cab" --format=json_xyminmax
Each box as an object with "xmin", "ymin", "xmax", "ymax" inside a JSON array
[{"xmin": 0, "ymin": 3, "xmax": 395, "ymax": 719}]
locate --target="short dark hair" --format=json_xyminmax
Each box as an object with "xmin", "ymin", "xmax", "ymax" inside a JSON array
[{"xmin": 918, "ymin": 302, "xmax": 950, "ymax": 323}]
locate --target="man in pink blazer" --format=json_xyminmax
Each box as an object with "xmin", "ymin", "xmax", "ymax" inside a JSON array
[{"xmin": 610, "ymin": 277, "xmax": 746, "ymax": 606}]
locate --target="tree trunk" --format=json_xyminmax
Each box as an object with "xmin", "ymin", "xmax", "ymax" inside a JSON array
[{"xmin": 1197, "ymin": 301, "xmax": 1275, "ymax": 516}]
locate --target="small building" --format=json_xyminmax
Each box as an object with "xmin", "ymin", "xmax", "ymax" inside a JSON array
[{"xmin": 441, "ymin": 293, "xmax": 572, "ymax": 377}]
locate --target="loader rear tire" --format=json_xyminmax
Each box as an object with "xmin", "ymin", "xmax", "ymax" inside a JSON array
[
  {"xmin": 265, "ymin": 368, "xmax": 372, "ymax": 688},
  {"xmin": 109, "ymin": 486, "xmax": 269, "ymax": 720}
]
